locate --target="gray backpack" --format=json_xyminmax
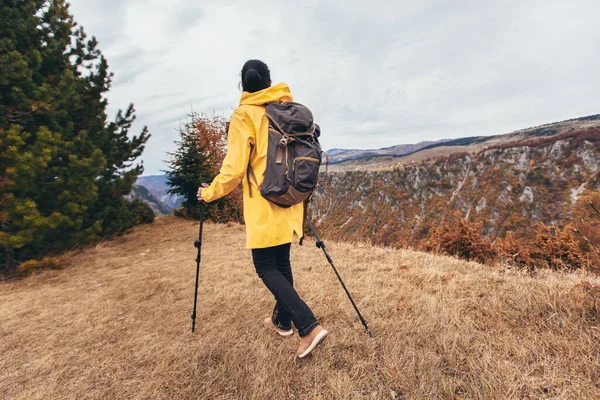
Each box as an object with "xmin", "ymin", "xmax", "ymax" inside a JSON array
[{"xmin": 247, "ymin": 101, "xmax": 322, "ymax": 208}]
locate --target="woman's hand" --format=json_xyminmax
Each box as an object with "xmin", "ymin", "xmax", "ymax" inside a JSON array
[{"xmin": 197, "ymin": 183, "xmax": 209, "ymax": 203}]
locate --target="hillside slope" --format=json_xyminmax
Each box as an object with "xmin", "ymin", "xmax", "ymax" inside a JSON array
[
  {"xmin": 126, "ymin": 185, "xmax": 171, "ymax": 215},
  {"xmin": 313, "ymin": 128, "xmax": 600, "ymax": 246},
  {"xmin": 1, "ymin": 217, "xmax": 599, "ymax": 399},
  {"xmin": 137, "ymin": 175, "xmax": 183, "ymax": 212}
]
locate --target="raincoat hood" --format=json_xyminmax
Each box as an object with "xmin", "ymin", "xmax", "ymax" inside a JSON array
[{"xmin": 239, "ymin": 82, "xmax": 294, "ymax": 106}]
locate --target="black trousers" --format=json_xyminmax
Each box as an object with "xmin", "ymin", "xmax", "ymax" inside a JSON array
[{"xmin": 251, "ymin": 243, "xmax": 319, "ymax": 337}]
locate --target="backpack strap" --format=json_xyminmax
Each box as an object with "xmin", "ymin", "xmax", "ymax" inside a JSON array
[
  {"xmin": 247, "ymin": 165, "xmax": 258, "ymax": 197},
  {"xmin": 247, "ymin": 143, "xmax": 258, "ymax": 197},
  {"xmin": 299, "ymin": 194, "xmax": 312, "ymax": 246},
  {"xmin": 300, "ymin": 151, "xmax": 325, "ymax": 245}
]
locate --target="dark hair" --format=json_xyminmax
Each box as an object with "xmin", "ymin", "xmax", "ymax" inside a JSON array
[{"xmin": 241, "ymin": 59, "xmax": 271, "ymax": 93}]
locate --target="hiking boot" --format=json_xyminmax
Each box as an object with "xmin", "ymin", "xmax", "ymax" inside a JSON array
[
  {"xmin": 297, "ymin": 325, "xmax": 328, "ymax": 358},
  {"xmin": 263, "ymin": 317, "xmax": 293, "ymax": 337}
]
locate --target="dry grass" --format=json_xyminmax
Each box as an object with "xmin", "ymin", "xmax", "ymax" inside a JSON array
[{"xmin": 1, "ymin": 217, "xmax": 600, "ymax": 399}]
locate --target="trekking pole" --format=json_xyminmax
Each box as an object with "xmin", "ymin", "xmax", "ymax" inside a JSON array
[
  {"xmin": 306, "ymin": 218, "xmax": 373, "ymax": 337},
  {"xmin": 191, "ymin": 202, "xmax": 205, "ymax": 333}
]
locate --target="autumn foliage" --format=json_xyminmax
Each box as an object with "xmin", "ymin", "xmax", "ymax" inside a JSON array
[
  {"xmin": 312, "ymin": 127, "xmax": 600, "ymax": 273},
  {"xmin": 418, "ymin": 197, "xmax": 600, "ymax": 272},
  {"xmin": 192, "ymin": 115, "xmax": 243, "ymax": 223},
  {"xmin": 495, "ymin": 224, "xmax": 586, "ymax": 270},
  {"xmin": 571, "ymin": 192, "xmax": 600, "ymax": 269},
  {"xmin": 167, "ymin": 113, "xmax": 243, "ymax": 223},
  {"xmin": 421, "ymin": 212, "xmax": 495, "ymax": 264}
]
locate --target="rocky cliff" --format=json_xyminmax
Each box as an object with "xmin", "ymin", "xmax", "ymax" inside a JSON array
[{"xmin": 311, "ymin": 128, "xmax": 600, "ymax": 246}]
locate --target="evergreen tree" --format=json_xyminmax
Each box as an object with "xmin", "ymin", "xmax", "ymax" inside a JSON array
[
  {"xmin": 0, "ymin": 0, "xmax": 150, "ymax": 272},
  {"xmin": 165, "ymin": 114, "xmax": 213, "ymax": 218},
  {"xmin": 165, "ymin": 113, "xmax": 243, "ymax": 223}
]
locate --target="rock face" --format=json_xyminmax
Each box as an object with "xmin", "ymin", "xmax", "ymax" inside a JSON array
[
  {"xmin": 519, "ymin": 187, "xmax": 534, "ymax": 203},
  {"xmin": 311, "ymin": 129, "xmax": 600, "ymax": 246},
  {"xmin": 126, "ymin": 185, "xmax": 171, "ymax": 216},
  {"xmin": 475, "ymin": 198, "xmax": 487, "ymax": 214},
  {"xmin": 136, "ymin": 175, "xmax": 183, "ymax": 214}
]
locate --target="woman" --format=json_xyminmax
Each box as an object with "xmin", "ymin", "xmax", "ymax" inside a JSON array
[{"xmin": 197, "ymin": 59, "xmax": 328, "ymax": 358}]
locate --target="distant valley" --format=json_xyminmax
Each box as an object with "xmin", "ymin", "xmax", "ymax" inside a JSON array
[{"xmin": 130, "ymin": 175, "xmax": 183, "ymax": 215}]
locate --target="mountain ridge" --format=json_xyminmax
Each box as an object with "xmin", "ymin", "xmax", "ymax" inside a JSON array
[
  {"xmin": 325, "ymin": 139, "xmax": 451, "ymax": 164},
  {"xmin": 325, "ymin": 113, "xmax": 600, "ymax": 171},
  {"xmin": 135, "ymin": 175, "xmax": 183, "ymax": 215}
]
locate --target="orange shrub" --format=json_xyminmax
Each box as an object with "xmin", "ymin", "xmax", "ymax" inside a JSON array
[
  {"xmin": 530, "ymin": 224, "xmax": 585, "ymax": 270},
  {"xmin": 497, "ymin": 224, "xmax": 588, "ymax": 271},
  {"xmin": 571, "ymin": 192, "xmax": 600, "ymax": 272},
  {"xmin": 421, "ymin": 212, "xmax": 496, "ymax": 264}
]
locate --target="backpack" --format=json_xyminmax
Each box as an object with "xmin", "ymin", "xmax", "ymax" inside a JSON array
[{"xmin": 247, "ymin": 101, "xmax": 322, "ymax": 208}]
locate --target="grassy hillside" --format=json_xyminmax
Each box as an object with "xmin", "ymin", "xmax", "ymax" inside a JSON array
[{"xmin": 1, "ymin": 217, "xmax": 599, "ymax": 399}]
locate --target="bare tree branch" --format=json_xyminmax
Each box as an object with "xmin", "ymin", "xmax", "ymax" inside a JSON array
[
  {"xmin": 587, "ymin": 200, "xmax": 600, "ymax": 218},
  {"xmin": 571, "ymin": 227, "xmax": 600, "ymax": 265}
]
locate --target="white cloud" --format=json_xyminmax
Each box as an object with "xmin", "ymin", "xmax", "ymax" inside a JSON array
[{"xmin": 68, "ymin": 0, "xmax": 600, "ymax": 175}]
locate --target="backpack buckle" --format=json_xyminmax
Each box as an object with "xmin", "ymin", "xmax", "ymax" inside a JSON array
[{"xmin": 279, "ymin": 136, "xmax": 289, "ymax": 147}]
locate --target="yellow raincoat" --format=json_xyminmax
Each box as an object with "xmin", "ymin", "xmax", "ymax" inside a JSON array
[{"xmin": 201, "ymin": 83, "xmax": 304, "ymax": 249}]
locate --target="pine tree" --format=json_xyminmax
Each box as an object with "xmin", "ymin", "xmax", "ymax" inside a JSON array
[
  {"xmin": 165, "ymin": 113, "xmax": 244, "ymax": 222},
  {"xmin": 165, "ymin": 114, "xmax": 214, "ymax": 218},
  {"xmin": 0, "ymin": 1, "xmax": 150, "ymax": 272}
]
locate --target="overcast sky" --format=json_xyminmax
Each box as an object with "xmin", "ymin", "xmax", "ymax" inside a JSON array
[{"xmin": 69, "ymin": 0, "xmax": 600, "ymax": 176}]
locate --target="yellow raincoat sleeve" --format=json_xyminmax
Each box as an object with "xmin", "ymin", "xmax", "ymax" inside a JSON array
[{"xmin": 201, "ymin": 109, "xmax": 254, "ymax": 202}]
